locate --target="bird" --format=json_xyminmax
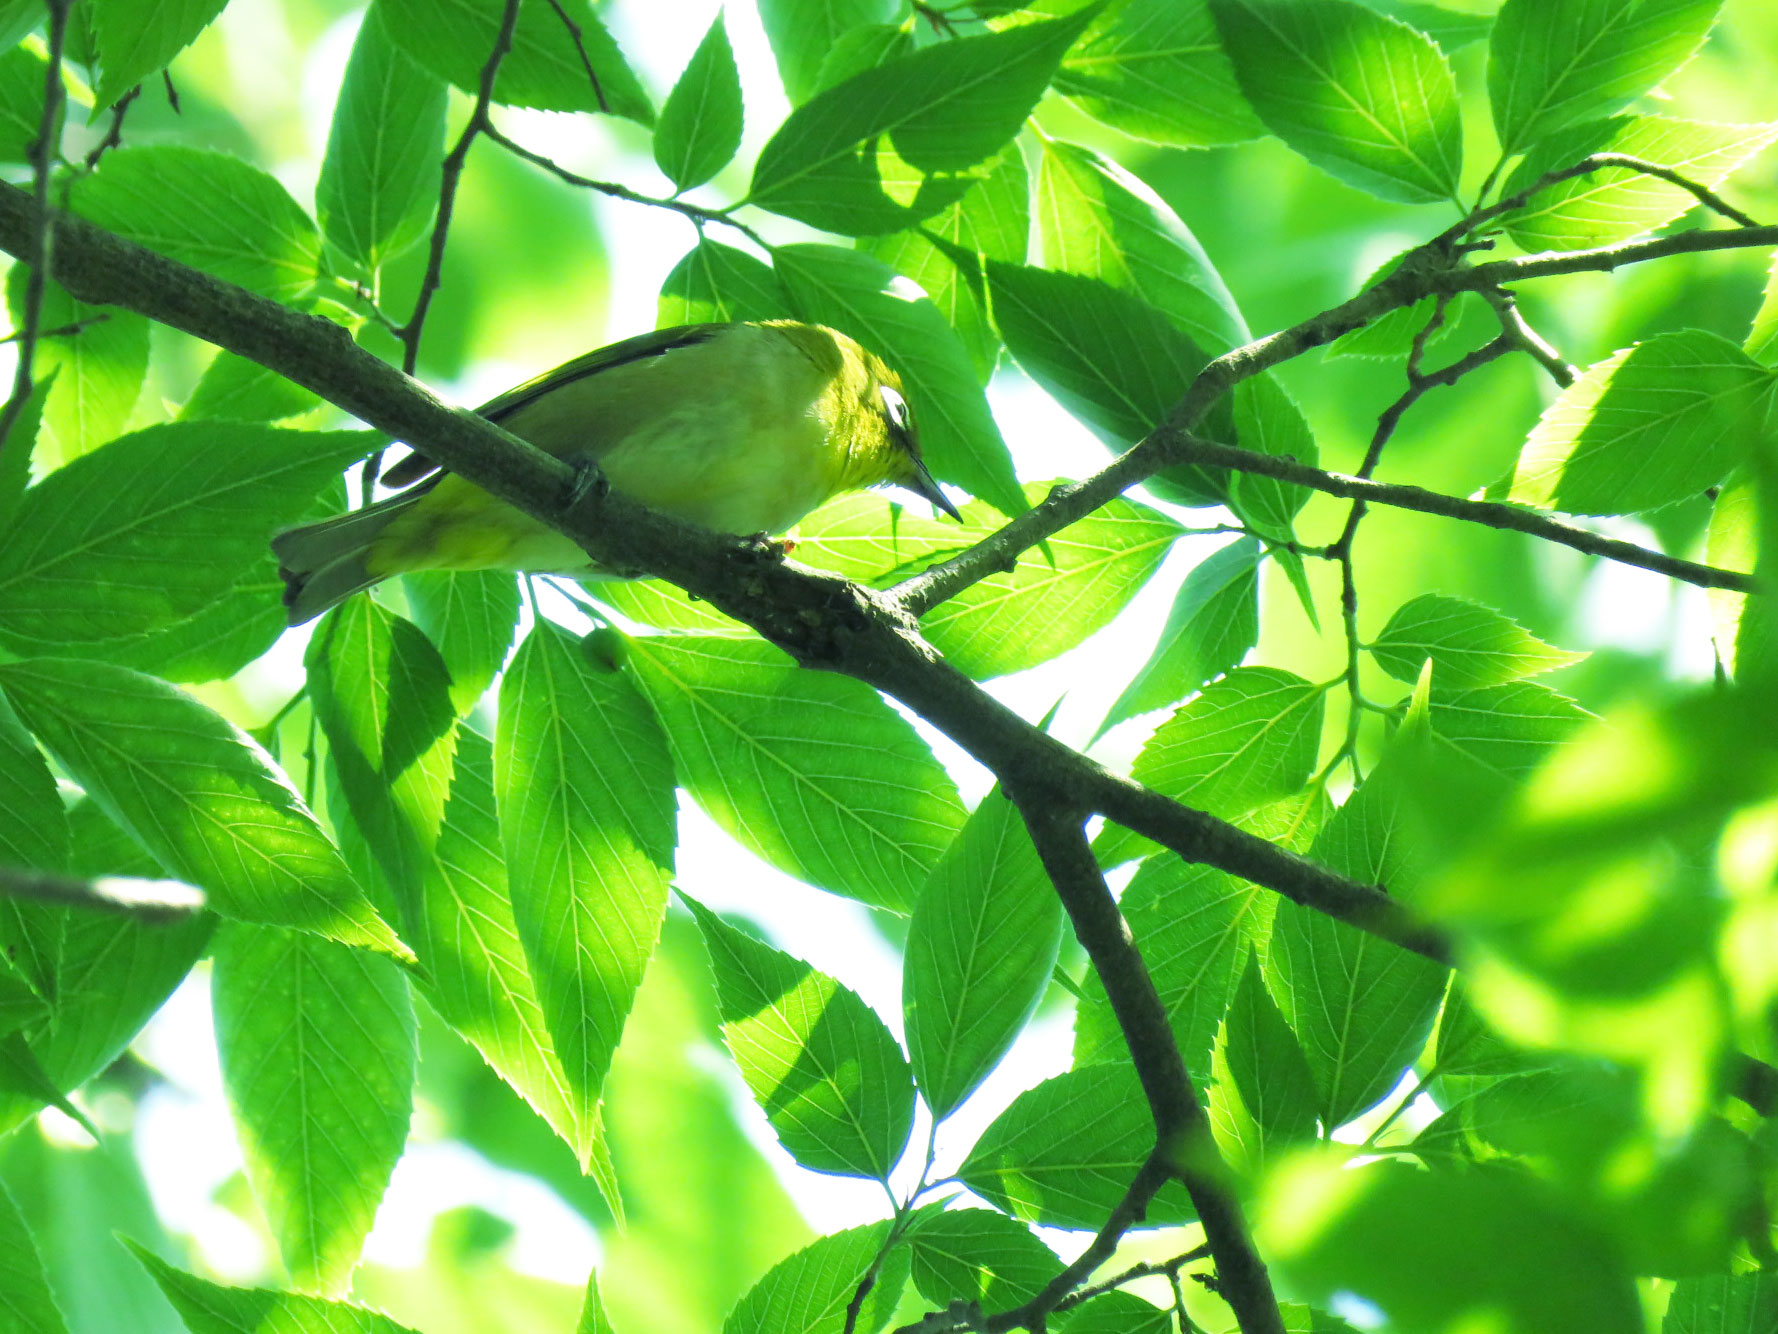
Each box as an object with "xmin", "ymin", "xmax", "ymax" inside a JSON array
[{"xmin": 272, "ymin": 320, "xmax": 961, "ymax": 625}]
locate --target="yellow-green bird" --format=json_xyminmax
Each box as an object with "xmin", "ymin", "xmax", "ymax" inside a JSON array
[{"xmin": 273, "ymin": 320, "xmax": 959, "ymax": 625}]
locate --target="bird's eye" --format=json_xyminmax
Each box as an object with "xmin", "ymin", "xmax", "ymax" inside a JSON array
[{"xmin": 879, "ymin": 384, "xmax": 909, "ymax": 432}]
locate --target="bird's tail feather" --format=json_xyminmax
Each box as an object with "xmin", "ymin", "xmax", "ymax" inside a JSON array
[{"xmin": 272, "ymin": 490, "xmax": 423, "ymax": 626}]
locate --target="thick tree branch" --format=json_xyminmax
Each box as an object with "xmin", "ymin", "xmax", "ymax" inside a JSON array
[{"xmin": 1003, "ymin": 803, "xmax": 1279, "ymax": 1334}]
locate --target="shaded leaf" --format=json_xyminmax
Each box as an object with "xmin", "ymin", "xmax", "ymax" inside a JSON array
[
  {"xmin": 757, "ymin": 0, "xmax": 897, "ymax": 104},
  {"xmin": 654, "ymin": 15, "xmax": 744, "ymax": 192},
  {"xmin": 6, "ymin": 274, "xmax": 148, "ymax": 467},
  {"xmin": 907, "ymin": 1208, "xmax": 1059, "ymax": 1308},
  {"xmin": 1370, "ymin": 594, "xmax": 1587, "ymax": 688},
  {"xmin": 89, "ymin": 0, "xmax": 226, "ymax": 108},
  {"xmin": 1207, "ymin": 957, "xmax": 1319, "ymax": 1175},
  {"xmin": 658, "ymin": 238, "xmax": 791, "ymax": 328},
  {"xmin": 723, "ymin": 1221, "xmax": 908, "ymax": 1334}
]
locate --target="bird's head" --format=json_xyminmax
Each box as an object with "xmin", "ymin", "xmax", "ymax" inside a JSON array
[{"xmin": 832, "ymin": 336, "xmax": 964, "ymax": 521}]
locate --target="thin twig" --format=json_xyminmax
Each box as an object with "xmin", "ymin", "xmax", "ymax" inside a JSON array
[
  {"xmin": 1480, "ymin": 288, "xmax": 1578, "ymax": 387},
  {"xmin": 481, "ymin": 123, "xmax": 770, "ymax": 248},
  {"xmin": 0, "ymin": 0, "xmax": 71, "ymax": 462},
  {"xmin": 542, "ymin": 0, "xmax": 609, "ymax": 112},
  {"xmin": 82, "ymin": 83, "xmax": 140, "ymax": 170},
  {"xmin": 1456, "ymin": 151, "xmax": 1764, "ymax": 241},
  {"xmin": 0, "ymin": 313, "xmax": 107, "ymax": 345}
]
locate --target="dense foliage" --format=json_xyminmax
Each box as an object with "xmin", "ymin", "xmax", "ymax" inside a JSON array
[{"xmin": 0, "ymin": 0, "xmax": 1773, "ymax": 1332}]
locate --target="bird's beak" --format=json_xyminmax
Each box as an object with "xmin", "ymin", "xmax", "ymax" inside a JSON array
[{"xmin": 906, "ymin": 457, "xmax": 963, "ymax": 521}]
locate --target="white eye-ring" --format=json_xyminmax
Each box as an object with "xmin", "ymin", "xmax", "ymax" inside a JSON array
[{"xmin": 880, "ymin": 384, "xmax": 909, "ymax": 430}]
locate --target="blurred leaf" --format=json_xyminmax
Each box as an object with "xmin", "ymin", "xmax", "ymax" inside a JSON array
[
  {"xmin": 1664, "ymin": 1274, "xmax": 1778, "ymax": 1332},
  {"xmin": 627, "ymin": 632, "xmax": 965, "ymax": 914},
  {"xmin": 0, "ymin": 4, "xmax": 36, "ymax": 52},
  {"xmin": 1748, "ymin": 251, "xmax": 1778, "ymax": 364},
  {"xmin": 0, "ymin": 424, "xmax": 367, "ymax": 653},
  {"xmin": 373, "ymin": 0, "xmax": 652, "ymax": 122},
  {"xmin": 577, "ymin": 1271, "xmax": 616, "ymax": 1334},
  {"xmin": 1101, "ymin": 537, "xmax": 1259, "ymax": 733},
  {"xmin": 748, "ymin": 9, "xmax": 1097, "ymax": 235},
  {"xmin": 496, "ymin": 622, "xmax": 672, "ymax": 1137},
  {"xmin": 913, "ymin": 488, "xmax": 1181, "ymax": 678},
  {"xmin": 1506, "ymin": 330, "xmax": 1772, "ymax": 515},
  {"xmin": 1325, "ymin": 251, "xmax": 1470, "ymax": 361},
  {"xmin": 1704, "ymin": 473, "xmax": 1770, "ymax": 679},
  {"xmin": 1488, "ymin": 0, "xmax": 1723, "ymax": 156},
  {"xmin": 654, "ymin": 15, "xmax": 743, "ymax": 193},
  {"xmin": 812, "ymin": 23, "xmax": 912, "ymax": 95},
  {"xmin": 1267, "ymin": 768, "xmax": 1449, "ymax": 1126},
  {"xmin": 402, "ymin": 569, "xmax": 521, "ymax": 714},
  {"xmin": 1034, "ymin": 138, "xmax": 1247, "ymax": 353},
  {"xmin": 684, "ymin": 895, "xmax": 914, "ymax": 1179},
  {"xmin": 1040, "ymin": 0, "xmax": 1265, "ymax": 148},
  {"xmin": 723, "ymin": 1221, "xmax": 908, "ymax": 1334},
  {"xmin": 1500, "ymin": 116, "xmax": 1778, "ymax": 251},
  {"xmin": 658, "ymin": 238, "xmax": 791, "ymax": 327},
  {"xmin": 1371, "ymin": 593, "xmax": 1587, "ymax": 688},
  {"xmin": 89, "ymin": 0, "xmax": 226, "ymax": 108},
  {"xmin": 1074, "ymin": 857, "xmax": 1260, "ymax": 1083},
  {"xmin": 865, "ymin": 144, "xmax": 1027, "ymax": 383},
  {"xmin": 757, "ymin": 0, "xmax": 897, "ymax": 104},
  {"xmin": 1055, "ymin": 1291, "xmax": 1171, "ymax": 1333},
  {"xmin": 1208, "ymin": 957, "xmax": 1319, "ymax": 1175},
  {"xmin": 128, "ymin": 1244, "xmax": 422, "ymax": 1334},
  {"xmin": 1259, "ymin": 1155, "xmax": 1642, "ymax": 1334},
  {"xmin": 0, "ymin": 658, "xmax": 404, "ymax": 955},
  {"xmin": 0, "ymin": 45, "xmax": 50, "ymax": 162},
  {"xmin": 1423, "ymin": 681, "xmax": 1594, "ymax": 777},
  {"xmin": 904, "ymin": 789, "xmax": 1062, "ymax": 1119},
  {"xmin": 1210, "ymin": 0, "xmax": 1463, "ymax": 203},
  {"xmin": 1128, "ymin": 666, "xmax": 1326, "ymax": 823},
  {"xmin": 317, "ymin": 5, "xmax": 448, "ymax": 273},
  {"xmin": 6, "ymin": 274, "xmax": 148, "ymax": 467},
  {"xmin": 0, "ymin": 1178, "xmax": 68, "ymax": 1334},
  {"xmin": 212, "ymin": 923, "xmax": 416, "ymax": 1296},
  {"xmin": 0, "ymin": 696, "xmax": 68, "ymax": 1000},
  {"xmin": 776, "ymin": 242, "xmax": 1024, "ymax": 519},
  {"xmin": 72, "ymin": 146, "xmax": 322, "ymax": 301},
  {"xmin": 1227, "ymin": 373, "xmax": 1318, "ymax": 540},
  {"xmin": 906, "ymin": 1208, "xmax": 1059, "ymax": 1308},
  {"xmin": 960, "ymin": 1063, "xmax": 1196, "ymax": 1230},
  {"xmin": 0, "ymin": 373, "xmax": 47, "ymax": 530},
  {"xmin": 1357, "ymin": 0, "xmax": 1491, "ymax": 49}
]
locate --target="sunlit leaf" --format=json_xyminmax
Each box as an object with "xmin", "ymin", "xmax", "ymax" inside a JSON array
[
  {"xmin": 402, "ymin": 569, "xmax": 522, "ymax": 714},
  {"xmin": 906, "ymin": 1208, "xmax": 1059, "ymax": 1309},
  {"xmin": 723, "ymin": 1221, "xmax": 908, "ymax": 1334},
  {"xmin": 654, "ymin": 15, "xmax": 744, "ymax": 192},
  {"xmin": 1371, "ymin": 594, "xmax": 1587, "ymax": 689},
  {"xmin": 1208, "ymin": 957, "xmax": 1319, "ymax": 1175},
  {"xmin": 0, "ymin": 45, "xmax": 51, "ymax": 162},
  {"xmin": 89, "ymin": 0, "xmax": 226, "ymax": 108},
  {"xmin": 6, "ymin": 274, "xmax": 148, "ymax": 467},
  {"xmin": 128, "ymin": 1244, "xmax": 422, "ymax": 1334},
  {"xmin": 658, "ymin": 238, "xmax": 791, "ymax": 328}
]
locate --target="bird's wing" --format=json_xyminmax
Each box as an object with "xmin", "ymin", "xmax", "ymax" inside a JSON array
[{"xmin": 379, "ymin": 323, "xmax": 729, "ymax": 488}]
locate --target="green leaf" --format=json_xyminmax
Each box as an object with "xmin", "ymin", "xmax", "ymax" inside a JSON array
[
  {"xmin": 182, "ymin": 350, "xmax": 322, "ymax": 424},
  {"xmin": 0, "ymin": 373, "xmax": 48, "ymax": 530},
  {"xmin": 413, "ymin": 725, "xmax": 608, "ymax": 1179},
  {"xmin": 1748, "ymin": 250, "xmax": 1778, "ymax": 365},
  {"xmin": 627, "ymin": 635, "xmax": 965, "ymax": 912},
  {"xmin": 654, "ymin": 14, "xmax": 743, "ymax": 192},
  {"xmin": 0, "ymin": 1179, "xmax": 69, "ymax": 1334},
  {"xmin": 776, "ymin": 242, "xmax": 1025, "ymax": 520},
  {"xmin": 1506, "ymin": 330, "xmax": 1772, "ymax": 515},
  {"xmin": 1128, "ymin": 667, "xmax": 1326, "ymax": 823},
  {"xmin": 1258, "ymin": 1157, "xmax": 1642, "ymax": 1334},
  {"xmin": 960, "ymin": 1064, "xmax": 1195, "ymax": 1230},
  {"xmin": 89, "ymin": 0, "xmax": 226, "ymax": 108},
  {"xmin": 1034, "ymin": 138, "xmax": 1247, "ymax": 353},
  {"xmin": 812, "ymin": 23, "xmax": 913, "ymax": 96},
  {"xmin": 1101, "ymin": 538, "xmax": 1259, "ymax": 732},
  {"xmin": 306, "ymin": 600, "xmax": 459, "ymax": 930},
  {"xmin": 0, "ymin": 45, "xmax": 52, "ymax": 162},
  {"xmin": 1423, "ymin": 681, "xmax": 1593, "ymax": 776},
  {"xmin": 316, "ymin": 5, "xmax": 448, "ymax": 272},
  {"xmin": 0, "ymin": 4, "xmax": 38, "ymax": 53},
  {"xmin": 1371, "ymin": 594, "xmax": 1587, "ymax": 689},
  {"xmin": 1499, "ymin": 116, "xmax": 1778, "ymax": 251},
  {"xmin": 906, "ymin": 1208, "xmax": 1059, "ymax": 1308},
  {"xmin": 212, "ymin": 923, "xmax": 416, "ymax": 1296},
  {"xmin": 127, "ymin": 1244, "xmax": 422, "ymax": 1334},
  {"xmin": 0, "ymin": 697, "xmax": 69, "ymax": 1001},
  {"xmin": 904, "ymin": 790, "xmax": 1062, "ymax": 1119},
  {"xmin": 757, "ymin": 0, "xmax": 897, "ymax": 104},
  {"xmin": 496, "ymin": 622, "xmax": 673, "ymax": 1128},
  {"xmin": 1704, "ymin": 473, "xmax": 1769, "ymax": 679},
  {"xmin": 684, "ymin": 895, "xmax": 914, "ymax": 1179},
  {"xmin": 1227, "ymin": 374, "xmax": 1318, "ymax": 539},
  {"xmin": 748, "ymin": 8, "xmax": 1098, "ymax": 235},
  {"xmin": 916, "ymin": 489, "xmax": 1181, "ymax": 678},
  {"xmin": 1664, "ymin": 1275, "xmax": 1778, "ymax": 1333},
  {"xmin": 865, "ymin": 144, "xmax": 1028, "ymax": 383},
  {"xmin": 576, "ymin": 1271, "xmax": 617, "ymax": 1334},
  {"xmin": 0, "ymin": 425, "xmax": 368, "ymax": 653},
  {"xmin": 71, "ymin": 146, "xmax": 322, "ymax": 301},
  {"xmin": 1031, "ymin": 0, "xmax": 1264, "ymax": 148},
  {"xmin": 657, "ymin": 238, "xmax": 792, "ymax": 327},
  {"xmin": 0, "ymin": 658, "xmax": 404, "ymax": 956},
  {"xmin": 1488, "ymin": 0, "xmax": 1723, "ymax": 156},
  {"xmin": 1357, "ymin": 1, "xmax": 1492, "ymax": 49},
  {"xmin": 1266, "ymin": 772, "xmax": 1448, "ymax": 1126},
  {"xmin": 1206, "ymin": 957, "xmax": 1319, "ymax": 1175},
  {"xmin": 1057, "ymin": 1292, "xmax": 1171, "ymax": 1333},
  {"xmin": 723, "ymin": 1221, "xmax": 909, "ymax": 1334},
  {"xmin": 402, "ymin": 570, "xmax": 522, "ymax": 714},
  {"xmin": 1210, "ymin": 0, "xmax": 1463, "ymax": 203},
  {"xmin": 1325, "ymin": 251, "xmax": 1469, "ymax": 362},
  {"xmin": 371, "ymin": 0, "xmax": 652, "ymax": 122},
  {"xmin": 6, "ymin": 274, "xmax": 149, "ymax": 467}
]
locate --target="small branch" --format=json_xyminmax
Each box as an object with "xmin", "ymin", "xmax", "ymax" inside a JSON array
[
  {"xmin": 0, "ymin": 313, "xmax": 107, "ymax": 345},
  {"xmin": 1480, "ymin": 288, "xmax": 1577, "ymax": 388},
  {"xmin": 481, "ymin": 124, "xmax": 770, "ymax": 248},
  {"xmin": 1456, "ymin": 151, "xmax": 1763, "ymax": 241},
  {"xmin": 1006, "ymin": 801, "xmax": 1282, "ymax": 1334},
  {"xmin": 0, "ymin": 0, "xmax": 71, "ymax": 462},
  {"xmin": 0, "ymin": 865, "xmax": 205, "ymax": 921},
  {"xmin": 1051, "ymin": 1244, "xmax": 1212, "ymax": 1315},
  {"xmin": 82, "ymin": 83, "xmax": 140, "ymax": 171},
  {"xmin": 542, "ymin": 0, "xmax": 609, "ymax": 112}
]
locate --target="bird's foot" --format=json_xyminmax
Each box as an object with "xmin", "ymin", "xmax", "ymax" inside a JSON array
[
  {"xmin": 560, "ymin": 455, "xmax": 608, "ymax": 510},
  {"xmin": 735, "ymin": 531, "xmax": 790, "ymax": 564}
]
